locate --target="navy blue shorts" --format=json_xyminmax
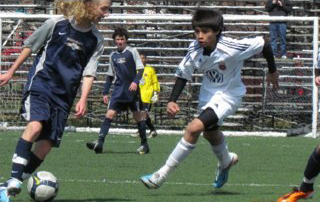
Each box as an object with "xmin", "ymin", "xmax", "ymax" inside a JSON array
[
  {"xmin": 20, "ymin": 92, "xmax": 68, "ymax": 147},
  {"xmin": 108, "ymin": 98, "xmax": 143, "ymax": 112}
]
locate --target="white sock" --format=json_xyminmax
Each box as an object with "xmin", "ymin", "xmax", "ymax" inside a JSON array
[
  {"xmin": 158, "ymin": 137, "xmax": 196, "ymax": 178},
  {"xmin": 211, "ymin": 137, "xmax": 232, "ymax": 169}
]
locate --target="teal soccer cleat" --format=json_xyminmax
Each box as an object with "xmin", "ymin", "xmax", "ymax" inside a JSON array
[
  {"xmin": 213, "ymin": 152, "xmax": 238, "ymax": 188},
  {"xmin": 0, "ymin": 187, "xmax": 10, "ymax": 202},
  {"xmin": 141, "ymin": 173, "xmax": 166, "ymax": 189}
]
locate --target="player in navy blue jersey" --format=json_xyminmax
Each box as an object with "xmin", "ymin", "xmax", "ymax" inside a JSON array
[
  {"xmin": 0, "ymin": 1, "xmax": 111, "ymax": 201},
  {"xmin": 86, "ymin": 27, "xmax": 150, "ymax": 155}
]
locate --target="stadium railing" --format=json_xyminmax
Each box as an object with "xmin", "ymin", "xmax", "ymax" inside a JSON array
[{"xmin": 0, "ymin": 13, "xmax": 319, "ymax": 138}]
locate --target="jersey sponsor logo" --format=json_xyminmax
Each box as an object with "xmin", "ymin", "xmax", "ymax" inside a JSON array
[
  {"xmin": 206, "ymin": 69, "xmax": 223, "ymax": 83},
  {"xmin": 64, "ymin": 37, "xmax": 84, "ymax": 51},
  {"xmin": 218, "ymin": 62, "xmax": 227, "ymax": 71},
  {"xmin": 115, "ymin": 57, "xmax": 126, "ymax": 64}
]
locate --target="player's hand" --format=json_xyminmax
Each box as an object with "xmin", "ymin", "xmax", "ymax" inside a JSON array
[
  {"xmin": 129, "ymin": 82, "xmax": 138, "ymax": 91},
  {"xmin": 267, "ymin": 71, "xmax": 279, "ymax": 90},
  {"xmin": 151, "ymin": 92, "xmax": 159, "ymax": 103},
  {"xmin": 167, "ymin": 102, "xmax": 180, "ymax": 118},
  {"xmin": 272, "ymin": 0, "xmax": 277, "ymax": 4},
  {"xmin": 0, "ymin": 72, "xmax": 13, "ymax": 86},
  {"xmin": 74, "ymin": 100, "xmax": 86, "ymax": 118},
  {"xmin": 103, "ymin": 95, "xmax": 109, "ymax": 105},
  {"xmin": 315, "ymin": 76, "xmax": 320, "ymax": 86},
  {"xmin": 278, "ymin": 1, "xmax": 283, "ymax": 6}
]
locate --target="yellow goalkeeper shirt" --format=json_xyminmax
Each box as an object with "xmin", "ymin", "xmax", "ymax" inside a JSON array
[{"xmin": 139, "ymin": 65, "xmax": 160, "ymax": 103}]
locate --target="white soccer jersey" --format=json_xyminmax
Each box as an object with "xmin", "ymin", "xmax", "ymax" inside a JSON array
[{"xmin": 176, "ymin": 35, "xmax": 265, "ymax": 104}]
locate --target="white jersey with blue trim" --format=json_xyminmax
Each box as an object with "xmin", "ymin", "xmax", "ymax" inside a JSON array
[{"xmin": 176, "ymin": 35, "xmax": 265, "ymax": 104}]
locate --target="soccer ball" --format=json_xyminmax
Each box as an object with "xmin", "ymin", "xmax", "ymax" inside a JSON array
[{"xmin": 27, "ymin": 171, "xmax": 59, "ymax": 202}]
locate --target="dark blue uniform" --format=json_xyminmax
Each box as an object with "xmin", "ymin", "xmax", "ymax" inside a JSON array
[
  {"xmin": 106, "ymin": 46, "xmax": 144, "ymax": 112},
  {"xmin": 21, "ymin": 16, "xmax": 104, "ymax": 147}
]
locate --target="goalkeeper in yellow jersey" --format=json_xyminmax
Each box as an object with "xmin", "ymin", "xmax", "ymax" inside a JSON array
[{"xmin": 132, "ymin": 53, "xmax": 160, "ymax": 138}]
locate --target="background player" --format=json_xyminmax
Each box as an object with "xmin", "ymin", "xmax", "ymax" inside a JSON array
[
  {"xmin": 0, "ymin": 0, "xmax": 111, "ymax": 201},
  {"xmin": 131, "ymin": 53, "xmax": 160, "ymax": 138},
  {"xmin": 141, "ymin": 9, "xmax": 279, "ymax": 189},
  {"xmin": 86, "ymin": 27, "xmax": 150, "ymax": 154}
]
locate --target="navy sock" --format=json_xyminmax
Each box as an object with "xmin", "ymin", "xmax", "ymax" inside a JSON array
[
  {"xmin": 300, "ymin": 147, "xmax": 320, "ymax": 192},
  {"xmin": 146, "ymin": 117, "xmax": 155, "ymax": 132},
  {"xmin": 98, "ymin": 118, "xmax": 113, "ymax": 145},
  {"xmin": 11, "ymin": 138, "xmax": 33, "ymax": 181},
  {"xmin": 24, "ymin": 152, "xmax": 43, "ymax": 178},
  {"xmin": 137, "ymin": 121, "xmax": 147, "ymax": 144}
]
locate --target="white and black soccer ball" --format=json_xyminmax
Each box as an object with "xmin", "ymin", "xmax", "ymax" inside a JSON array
[{"xmin": 27, "ymin": 171, "xmax": 59, "ymax": 202}]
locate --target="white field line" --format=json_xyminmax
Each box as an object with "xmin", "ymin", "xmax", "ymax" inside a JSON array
[
  {"xmin": 0, "ymin": 126, "xmax": 289, "ymax": 137},
  {"xmin": 0, "ymin": 177, "xmax": 319, "ymax": 188},
  {"xmin": 54, "ymin": 178, "xmax": 321, "ymax": 188}
]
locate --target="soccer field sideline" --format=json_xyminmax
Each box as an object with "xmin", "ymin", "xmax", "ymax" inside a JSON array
[{"xmin": 0, "ymin": 126, "xmax": 305, "ymax": 138}]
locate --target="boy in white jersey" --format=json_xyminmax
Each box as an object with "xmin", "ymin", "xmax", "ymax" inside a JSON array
[{"xmin": 141, "ymin": 9, "xmax": 279, "ymax": 189}]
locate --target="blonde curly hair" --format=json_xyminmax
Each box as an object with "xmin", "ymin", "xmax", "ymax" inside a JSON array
[{"xmin": 55, "ymin": 0, "xmax": 99, "ymax": 27}]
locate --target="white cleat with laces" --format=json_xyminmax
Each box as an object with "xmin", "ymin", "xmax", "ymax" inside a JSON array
[{"xmin": 141, "ymin": 172, "xmax": 166, "ymax": 189}]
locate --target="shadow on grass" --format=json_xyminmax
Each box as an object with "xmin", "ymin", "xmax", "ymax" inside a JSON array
[
  {"xmin": 104, "ymin": 150, "xmax": 138, "ymax": 155},
  {"xmin": 211, "ymin": 189, "xmax": 242, "ymax": 196},
  {"xmin": 163, "ymin": 190, "xmax": 242, "ymax": 197}
]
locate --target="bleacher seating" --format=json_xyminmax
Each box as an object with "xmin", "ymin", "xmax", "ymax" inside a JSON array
[{"xmin": 0, "ymin": 0, "xmax": 319, "ymax": 131}]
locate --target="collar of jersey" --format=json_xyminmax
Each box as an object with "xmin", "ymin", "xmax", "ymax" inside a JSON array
[{"xmin": 69, "ymin": 16, "xmax": 93, "ymax": 33}]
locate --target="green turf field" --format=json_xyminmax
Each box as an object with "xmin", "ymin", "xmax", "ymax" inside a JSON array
[{"xmin": 0, "ymin": 131, "xmax": 319, "ymax": 202}]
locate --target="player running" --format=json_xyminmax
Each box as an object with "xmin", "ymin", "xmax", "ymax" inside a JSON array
[
  {"xmin": 0, "ymin": 0, "xmax": 111, "ymax": 201},
  {"xmin": 141, "ymin": 9, "xmax": 279, "ymax": 189}
]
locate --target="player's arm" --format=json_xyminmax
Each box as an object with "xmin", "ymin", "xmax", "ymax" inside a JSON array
[
  {"xmin": 150, "ymin": 68, "xmax": 160, "ymax": 103},
  {"xmin": 167, "ymin": 77, "xmax": 188, "ymax": 118},
  {"xmin": 0, "ymin": 48, "xmax": 32, "ymax": 86},
  {"xmin": 103, "ymin": 75, "xmax": 114, "ymax": 96},
  {"xmin": 129, "ymin": 69, "xmax": 143, "ymax": 91},
  {"xmin": 0, "ymin": 18, "xmax": 54, "ymax": 86},
  {"xmin": 102, "ymin": 75, "xmax": 114, "ymax": 104},
  {"xmin": 281, "ymin": 0, "xmax": 292, "ymax": 13},
  {"xmin": 133, "ymin": 69, "xmax": 144, "ymax": 84},
  {"xmin": 75, "ymin": 76, "xmax": 95, "ymax": 118},
  {"xmin": 168, "ymin": 41, "xmax": 196, "ymax": 117},
  {"xmin": 265, "ymin": 0, "xmax": 276, "ymax": 12},
  {"xmin": 130, "ymin": 48, "xmax": 144, "ymax": 91},
  {"xmin": 262, "ymin": 37, "xmax": 279, "ymax": 90},
  {"xmin": 152, "ymin": 68, "xmax": 160, "ymax": 93}
]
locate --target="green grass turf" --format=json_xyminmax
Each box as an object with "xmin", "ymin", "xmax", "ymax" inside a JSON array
[{"xmin": 0, "ymin": 131, "xmax": 319, "ymax": 202}]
